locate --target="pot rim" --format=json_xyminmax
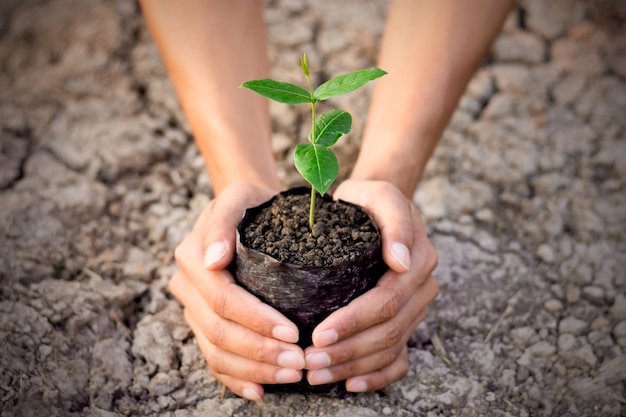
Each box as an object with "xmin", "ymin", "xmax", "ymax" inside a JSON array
[{"xmin": 236, "ymin": 186, "xmax": 382, "ymax": 272}]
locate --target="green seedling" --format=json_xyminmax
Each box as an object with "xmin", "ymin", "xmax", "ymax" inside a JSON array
[{"xmin": 242, "ymin": 54, "xmax": 386, "ymax": 229}]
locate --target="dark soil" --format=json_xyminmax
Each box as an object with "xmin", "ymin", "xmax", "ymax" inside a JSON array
[{"xmin": 242, "ymin": 191, "xmax": 378, "ymax": 267}]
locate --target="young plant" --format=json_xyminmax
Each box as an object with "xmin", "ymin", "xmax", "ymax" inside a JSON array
[{"xmin": 242, "ymin": 54, "xmax": 386, "ymax": 229}]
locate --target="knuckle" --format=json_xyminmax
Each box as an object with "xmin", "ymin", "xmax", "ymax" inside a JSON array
[
  {"xmin": 425, "ymin": 244, "xmax": 439, "ymax": 273},
  {"xmin": 340, "ymin": 312, "xmax": 361, "ymax": 336},
  {"xmin": 430, "ymin": 277, "xmax": 440, "ymax": 301},
  {"xmin": 398, "ymin": 355, "xmax": 409, "ymax": 377},
  {"xmin": 379, "ymin": 289, "xmax": 402, "ymax": 321},
  {"xmin": 173, "ymin": 241, "xmax": 185, "ymax": 265},
  {"xmin": 382, "ymin": 321, "xmax": 404, "ymax": 347},
  {"xmin": 211, "ymin": 291, "xmax": 228, "ymax": 318},
  {"xmin": 343, "ymin": 361, "xmax": 359, "ymax": 379},
  {"xmin": 335, "ymin": 341, "xmax": 359, "ymax": 364},
  {"xmin": 167, "ymin": 272, "xmax": 182, "ymax": 296},
  {"xmin": 381, "ymin": 348, "xmax": 399, "ymax": 368},
  {"xmin": 210, "ymin": 354, "xmax": 225, "ymax": 375},
  {"xmin": 248, "ymin": 339, "xmax": 273, "ymax": 364},
  {"xmin": 205, "ymin": 322, "xmax": 225, "ymax": 347},
  {"xmin": 250, "ymin": 366, "xmax": 269, "ymax": 384}
]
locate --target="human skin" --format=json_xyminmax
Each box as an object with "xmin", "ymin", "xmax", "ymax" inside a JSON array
[{"xmin": 140, "ymin": 0, "xmax": 515, "ymax": 401}]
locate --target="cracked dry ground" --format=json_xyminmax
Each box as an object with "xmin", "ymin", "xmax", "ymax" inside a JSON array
[{"xmin": 1, "ymin": 1, "xmax": 625, "ymax": 416}]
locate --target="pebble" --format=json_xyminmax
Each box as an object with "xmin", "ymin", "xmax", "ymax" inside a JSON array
[
  {"xmin": 590, "ymin": 316, "xmax": 610, "ymax": 330},
  {"xmin": 613, "ymin": 320, "xmax": 626, "ymax": 338},
  {"xmin": 511, "ymin": 327, "xmax": 538, "ymax": 346},
  {"xmin": 559, "ymin": 316, "xmax": 588, "ymax": 335},
  {"xmin": 587, "ymin": 330, "xmax": 613, "ymax": 348},
  {"xmin": 610, "ymin": 294, "xmax": 626, "ymax": 319},
  {"xmin": 401, "ymin": 386, "xmax": 419, "ymax": 402},
  {"xmin": 544, "ymin": 299, "xmax": 564, "ymax": 313},
  {"xmin": 572, "ymin": 345, "xmax": 598, "ymax": 368},
  {"xmin": 529, "ymin": 341, "xmax": 556, "ymax": 357},
  {"xmin": 581, "ymin": 285, "xmax": 605, "ymax": 305},
  {"xmin": 599, "ymin": 355, "xmax": 626, "ymax": 385},
  {"xmin": 558, "ymin": 334, "xmax": 578, "ymax": 352},
  {"xmin": 565, "ymin": 285, "xmax": 581, "ymax": 304},
  {"xmin": 492, "ymin": 31, "xmax": 546, "ymax": 64},
  {"xmin": 524, "ymin": 0, "xmax": 586, "ymax": 40},
  {"xmin": 272, "ymin": 132, "xmax": 293, "ymax": 155},
  {"xmin": 475, "ymin": 208, "xmax": 495, "ymax": 223},
  {"xmin": 37, "ymin": 344, "xmax": 52, "ymax": 360},
  {"xmin": 536, "ymin": 244, "xmax": 555, "ymax": 263},
  {"xmin": 147, "ymin": 371, "xmax": 183, "ymax": 396}
]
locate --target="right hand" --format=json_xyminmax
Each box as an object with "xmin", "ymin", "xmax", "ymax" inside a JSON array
[{"xmin": 169, "ymin": 182, "xmax": 305, "ymax": 401}]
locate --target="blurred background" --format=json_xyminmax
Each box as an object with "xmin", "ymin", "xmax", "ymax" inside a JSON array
[{"xmin": 0, "ymin": 1, "xmax": 625, "ymax": 416}]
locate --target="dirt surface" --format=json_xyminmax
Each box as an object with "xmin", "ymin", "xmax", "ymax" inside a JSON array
[
  {"xmin": 242, "ymin": 190, "xmax": 378, "ymax": 267},
  {"xmin": 1, "ymin": 0, "xmax": 625, "ymax": 416}
]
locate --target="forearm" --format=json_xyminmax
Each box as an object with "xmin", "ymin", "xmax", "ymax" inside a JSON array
[
  {"xmin": 351, "ymin": 0, "xmax": 515, "ymax": 197},
  {"xmin": 140, "ymin": 0, "xmax": 281, "ymax": 194}
]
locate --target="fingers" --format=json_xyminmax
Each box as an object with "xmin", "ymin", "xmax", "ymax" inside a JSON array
[
  {"xmin": 170, "ymin": 261, "xmax": 299, "ymax": 344},
  {"xmin": 311, "ymin": 246, "xmax": 437, "ymax": 348},
  {"xmin": 306, "ymin": 305, "xmax": 426, "ymax": 389},
  {"xmin": 306, "ymin": 275, "xmax": 438, "ymax": 388},
  {"xmin": 345, "ymin": 345, "xmax": 410, "ymax": 393},
  {"xmin": 311, "ymin": 279, "xmax": 409, "ymax": 347},
  {"xmin": 306, "ymin": 284, "xmax": 433, "ymax": 370},
  {"xmin": 186, "ymin": 310, "xmax": 302, "ymax": 400},
  {"xmin": 174, "ymin": 216, "xmax": 299, "ymax": 344},
  {"xmin": 170, "ymin": 271, "xmax": 305, "ymax": 368}
]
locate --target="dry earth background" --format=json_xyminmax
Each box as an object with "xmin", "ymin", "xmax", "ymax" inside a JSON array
[{"xmin": 1, "ymin": 0, "xmax": 626, "ymax": 416}]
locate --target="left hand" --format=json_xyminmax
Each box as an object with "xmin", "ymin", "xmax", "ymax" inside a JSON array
[{"xmin": 303, "ymin": 179, "xmax": 439, "ymax": 392}]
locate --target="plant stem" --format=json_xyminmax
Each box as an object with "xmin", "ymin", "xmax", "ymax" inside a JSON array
[
  {"xmin": 309, "ymin": 187, "xmax": 316, "ymax": 230},
  {"xmin": 310, "ymin": 100, "xmax": 316, "ymax": 144},
  {"xmin": 304, "ymin": 61, "xmax": 317, "ymax": 229}
]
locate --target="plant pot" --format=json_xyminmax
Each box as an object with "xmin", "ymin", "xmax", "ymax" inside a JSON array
[{"xmin": 233, "ymin": 187, "xmax": 388, "ymax": 397}]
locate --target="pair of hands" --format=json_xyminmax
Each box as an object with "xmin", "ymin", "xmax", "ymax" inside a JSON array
[{"xmin": 170, "ymin": 180, "xmax": 439, "ymax": 401}]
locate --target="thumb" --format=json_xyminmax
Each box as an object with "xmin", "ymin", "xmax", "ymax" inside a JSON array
[
  {"xmin": 200, "ymin": 182, "xmax": 277, "ymax": 270},
  {"xmin": 334, "ymin": 180, "xmax": 413, "ymax": 274}
]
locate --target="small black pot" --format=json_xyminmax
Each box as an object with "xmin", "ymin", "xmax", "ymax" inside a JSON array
[{"xmin": 233, "ymin": 187, "xmax": 387, "ymax": 397}]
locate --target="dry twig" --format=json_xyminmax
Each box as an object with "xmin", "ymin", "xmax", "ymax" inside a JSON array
[
  {"xmin": 485, "ymin": 290, "xmax": 522, "ymax": 343},
  {"xmin": 432, "ymin": 332, "xmax": 453, "ymax": 366}
]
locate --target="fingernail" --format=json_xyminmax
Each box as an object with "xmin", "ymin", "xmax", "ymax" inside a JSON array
[
  {"xmin": 308, "ymin": 369, "xmax": 333, "ymax": 385},
  {"xmin": 305, "ymin": 352, "xmax": 331, "ymax": 369},
  {"xmin": 272, "ymin": 325, "xmax": 299, "ymax": 343},
  {"xmin": 242, "ymin": 388, "xmax": 262, "ymax": 401},
  {"xmin": 346, "ymin": 379, "xmax": 368, "ymax": 392},
  {"xmin": 203, "ymin": 242, "xmax": 227, "ymax": 268},
  {"xmin": 391, "ymin": 242, "xmax": 411, "ymax": 271},
  {"xmin": 275, "ymin": 368, "xmax": 301, "ymax": 384},
  {"xmin": 313, "ymin": 329, "xmax": 338, "ymax": 347},
  {"xmin": 278, "ymin": 351, "xmax": 305, "ymax": 369}
]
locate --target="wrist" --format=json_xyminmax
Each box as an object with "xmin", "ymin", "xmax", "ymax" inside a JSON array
[
  {"xmin": 194, "ymin": 125, "xmax": 281, "ymax": 195},
  {"xmin": 350, "ymin": 128, "xmax": 439, "ymax": 198},
  {"xmin": 350, "ymin": 156, "xmax": 419, "ymax": 198}
]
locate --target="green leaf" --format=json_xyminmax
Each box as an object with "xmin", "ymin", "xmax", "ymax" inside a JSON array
[
  {"xmin": 300, "ymin": 54, "xmax": 309, "ymax": 77},
  {"xmin": 312, "ymin": 110, "xmax": 352, "ymax": 146},
  {"xmin": 314, "ymin": 68, "xmax": 387, "ymax": 101},
  {"xmin": 241, "ymin": 79, "xmax": 311, "ymax": 104},
  {"xmin": 294, "ymin": 143, "xmax": 338, "ymax": 195}
]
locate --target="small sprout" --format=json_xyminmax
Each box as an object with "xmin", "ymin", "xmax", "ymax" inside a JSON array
[{"xmin": 242, "ymin": 54, "xmax": 386, "ymax": 229}]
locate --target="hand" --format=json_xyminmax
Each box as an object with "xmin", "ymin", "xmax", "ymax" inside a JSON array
[
  {"xmin": 304, "ymin": 179, "xmax": 439, "ymax": 392},
  {"xmin": 169, "ymin": 182, "xmax": 305, "ymax": 401}
]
